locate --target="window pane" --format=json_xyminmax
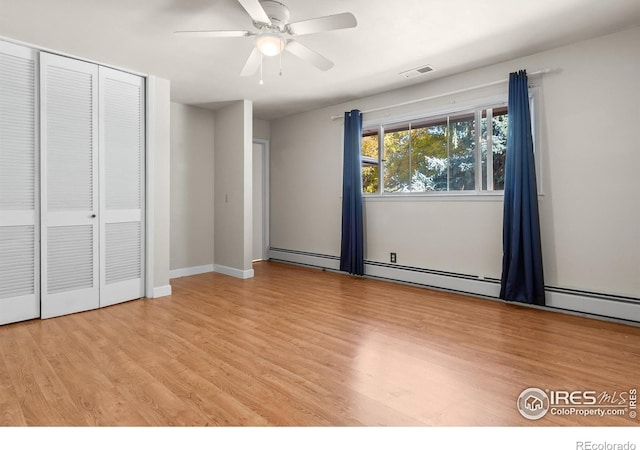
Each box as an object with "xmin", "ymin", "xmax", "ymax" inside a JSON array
[
  {"xmin": 492, "ymin": 107, "xmax": 508, "ymax": 190},
  {"xmin": 383, "ymin": 126, "xmax": 411, "ymax": 192},
  {"xmin": 361, "ymin": 130, "xmax": 379, "ymax": 193},
  {"xmin": 410, "ymin": 118, "xmax": 447, "ymax": 191},
  {"xmin": 362, "ymin": 130, "xmax": 379, "ymax": 160},
  {"xmin": 481, "ymin": 111, "xmax": 488, "ymax": 190},
  {"xmin": 362, "ymin": 165, "xmax": 379, "ymax": 193},
  {"xmin": 448, "ymin": 113, "xmax": 476, "ymax": 191}
]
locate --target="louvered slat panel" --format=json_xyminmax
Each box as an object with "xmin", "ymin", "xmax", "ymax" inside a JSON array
[
  {"xmin": 105, "ymin": 222, "xmax": 141, "ymax": 284},
  {"xmin": 104, "ymin": 79, "xmax": 142, "ymax": 210},
  {"xmin": 0, "ymin": 226, "xmax": 34, "ymax": 299},
  {"xmin": 46, "ymin": 66, "xmax": 94, "ymax": 211},
  {"xmin": 0, "ymin": 53, "xmax": 35, "ymax": 210},
  {"xmin": 47, "ymin": 225, "xmax": 94, "ymax": 294}
]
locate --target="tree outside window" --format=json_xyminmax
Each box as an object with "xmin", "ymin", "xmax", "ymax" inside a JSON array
[{"xmin": 362, "ymin": 104, "xmax": 510, "ymax": 195}]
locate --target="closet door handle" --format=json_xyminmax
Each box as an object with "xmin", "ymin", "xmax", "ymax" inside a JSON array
[{"xmin": 90, "ymin": 214, "xmax": 96, "ymax": 218}]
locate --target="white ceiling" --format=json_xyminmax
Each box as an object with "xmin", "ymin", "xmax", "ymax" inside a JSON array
[{"xmin": 1, "ymin": 0, "xmax": 639, "ymax": 120}]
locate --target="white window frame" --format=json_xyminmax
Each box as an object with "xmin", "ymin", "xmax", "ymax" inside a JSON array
[{"xmin": 362, "ymin": 91, "xmax": 540, "ymax": 199}]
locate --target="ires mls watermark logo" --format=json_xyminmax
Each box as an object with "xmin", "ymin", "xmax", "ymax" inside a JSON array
[
  {"xmin": 517, "ymin": 388, "xmax": 550, "ymax": 420},
  {"xmin": 517, "ymin": 387, "xmax": 637, "ymax": 420}
]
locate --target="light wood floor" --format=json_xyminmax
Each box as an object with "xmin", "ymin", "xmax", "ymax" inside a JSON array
[{"xmin": 1, "ymin": 261, "xmax": 639, "ymax": 426}]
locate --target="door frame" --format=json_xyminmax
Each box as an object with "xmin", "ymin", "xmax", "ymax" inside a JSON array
[
  {"xmin": 0, "ymin": 37, "xmax": 159, "ymax": 325},
  {"xmin": 253, "ymin": 139, "xmax": 270, "ymax": 261}
]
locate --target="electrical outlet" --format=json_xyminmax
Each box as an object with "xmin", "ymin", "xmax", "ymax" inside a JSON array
[{"xmin": 390, "ymin": 252, "xmax": 397, "ymax": 263}]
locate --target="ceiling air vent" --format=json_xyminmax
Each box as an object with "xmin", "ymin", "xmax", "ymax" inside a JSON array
[{"xmin": 399, "ymin": 65, "xmax": 435, "ymax": 78}]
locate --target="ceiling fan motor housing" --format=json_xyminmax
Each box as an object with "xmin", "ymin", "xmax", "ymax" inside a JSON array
[{"xmin": 258, "ymin": 0, "xmax": 291, "ymax": 31}]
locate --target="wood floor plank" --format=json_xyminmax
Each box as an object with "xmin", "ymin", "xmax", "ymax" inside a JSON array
[
  {"xmin": 0, "ymin": 326, "xmax": 84, "ymax": 425},
  {"xmin": 0, "ymin": 261, "xmax": 639, "ymax": 426},
  {"xmin": 0, "ymin": 334, "xmax": 27, "ymax": 426}
]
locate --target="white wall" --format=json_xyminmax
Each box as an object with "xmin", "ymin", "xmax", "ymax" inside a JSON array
[
  {"xmin": 170, "ymin": 103, "xmax": 215, "ymax": 272},
  {"xmin": 168, "ymin": 101, "xmax": 256, "ymax": 279},
  {"xmin": 242, "ymin": 102, "xmax": 253, "ymax": 272},
  {"xmin": 270, "ymin": 27, "xmax": 640, "ymax": 301},
  {"xmin": 214, "ymin": 100, "xmax": 254, "ymax": 277},
  {"xmin": 253, "ymin": 118, "xmax": 270, "ymax": 141},
  {"xmin": 148, "ymin": 76, "xmax": 172, "ymax": 295}
]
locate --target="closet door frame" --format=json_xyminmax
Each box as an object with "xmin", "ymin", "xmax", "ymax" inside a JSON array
[
  {"xmin": 144, "ymin": 76, "xmax": 159, "ymax": 299},
  {"xmin": 0, "ymin": 39, "xmax": 155, "ymax": 326},
  {"xmin": 0, "ymin": 40, "xmax": 40, "ymax": 325}
]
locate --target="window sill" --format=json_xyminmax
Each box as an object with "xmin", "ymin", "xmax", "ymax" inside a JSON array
[
  {"xmin": 363, "ymin": 191, "xmax": 503, "ymax": 202},
  {"xmin": 362, "ymin": 192, "xmax": 544, "ymax": 202}
]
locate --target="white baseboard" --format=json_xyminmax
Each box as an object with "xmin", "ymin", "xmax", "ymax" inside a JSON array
[
  {"xmin": 170, "ymin": 264, "xmax": 214, "ymax": 279},
  {"xmin": 151, "ymin": 285, "xmax": 172, "ymax": 298},
  {"xmin": 546, "ymin": 290, "xmax": 640, "ymax": 323},
  {"xmin": 168, "ymin": 263, "xmax": 254, "ymax": 280},
  {"xmin": 269, "ymin": 247, "xmax": 497, "ymax": 296},
  {"xmin": 365, "ymin": 263, "xmax": 500, "ymax": 298},
  {"xmin": 268, "ymin": 248, "xmax": 640, "ymax": 324},
  {"xmin": 214, "ymin": 264, "xmax": 255, "ymax": 279},
  {"xmin": 269, "ymin": 248, "xmax": 341, "ymax": 271}
]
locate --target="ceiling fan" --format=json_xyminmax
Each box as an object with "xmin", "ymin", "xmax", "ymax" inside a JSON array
[{"xmin": 175, "ymin": 0, "xmax": 357, "ymax": 81}]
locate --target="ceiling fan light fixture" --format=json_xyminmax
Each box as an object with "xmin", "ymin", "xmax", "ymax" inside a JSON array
[{"xmin": 255, "ymin": 33, "xmax": 285, "ymax": 56}]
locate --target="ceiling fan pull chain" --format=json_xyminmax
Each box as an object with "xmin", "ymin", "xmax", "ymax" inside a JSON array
[
  {"xmin": 260, "ymin": 54, "xmax": 264, "ymax": 85},
  {"xmin": 279, "ymin": 48, "xmax": 283, "ymax": 76}
]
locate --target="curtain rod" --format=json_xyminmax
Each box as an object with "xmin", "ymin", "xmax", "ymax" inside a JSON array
[{"xmin": 330, "ymin": 68, "xmax": 552, "ymax": 120}]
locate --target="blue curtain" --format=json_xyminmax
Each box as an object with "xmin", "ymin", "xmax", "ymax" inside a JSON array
[
  {"xmin": 340, "ymin": 109, "xmax": 364, "ymax": 275},
  {"xmin": 500, "ymin": 70, "xmax": 545, "ymax": 305}
]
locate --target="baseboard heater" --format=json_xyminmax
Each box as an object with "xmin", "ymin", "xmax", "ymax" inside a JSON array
[{"xmin": 268, "ymin": 247, "xmax": 640, "ymax": 325}]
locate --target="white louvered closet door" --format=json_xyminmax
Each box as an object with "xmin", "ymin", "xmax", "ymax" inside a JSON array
[
  {"xmin": 0, "ymin": 42, "xmax": 39, "ymax": 325},
  {"xmin": 40, "ymin": 53, "xmax": 100, "ymax": 319},
  {"xmin": 99, "ymin": 67, "xmax": 145, "ymax": 307}
]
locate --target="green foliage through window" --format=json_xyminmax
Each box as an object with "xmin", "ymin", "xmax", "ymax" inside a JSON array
[
  {"xmin": 362, "ymin": 104, "xmax": 510, "ymax": 194},
  {"xmin": 362, "ymin": 130, "xmax": 379, "ymax": 193}
]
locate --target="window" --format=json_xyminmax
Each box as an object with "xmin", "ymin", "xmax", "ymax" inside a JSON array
[
  {"xmin": 361, "ymin": 99, "xmax": 535, "ymax": 195},
  {"xmin": 481, "ymin": 106, "xmax": 508, "ymax": 191},
  {"xmin": 362, "ymin": 129, "xmax": 379, "ymax": 193}
]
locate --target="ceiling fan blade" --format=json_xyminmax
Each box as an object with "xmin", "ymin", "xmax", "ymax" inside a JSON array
[
  {"xmin": 240, "ymin": 48, "xmax": 262, "ymax": 76},
  {"xmin": 174, "ymin": 30, "xmax": 252, "ymax": 38},
  {"xmin": 285, "ymin": 40, "xmax": 334, "ymax": 71},
  {"xmin": 237, "ymin": 0, "xmax": 271, "ymax": 24},
  {"xmin": 288, "ymin": 12, "xmax": 357, "ymax": 35}
]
